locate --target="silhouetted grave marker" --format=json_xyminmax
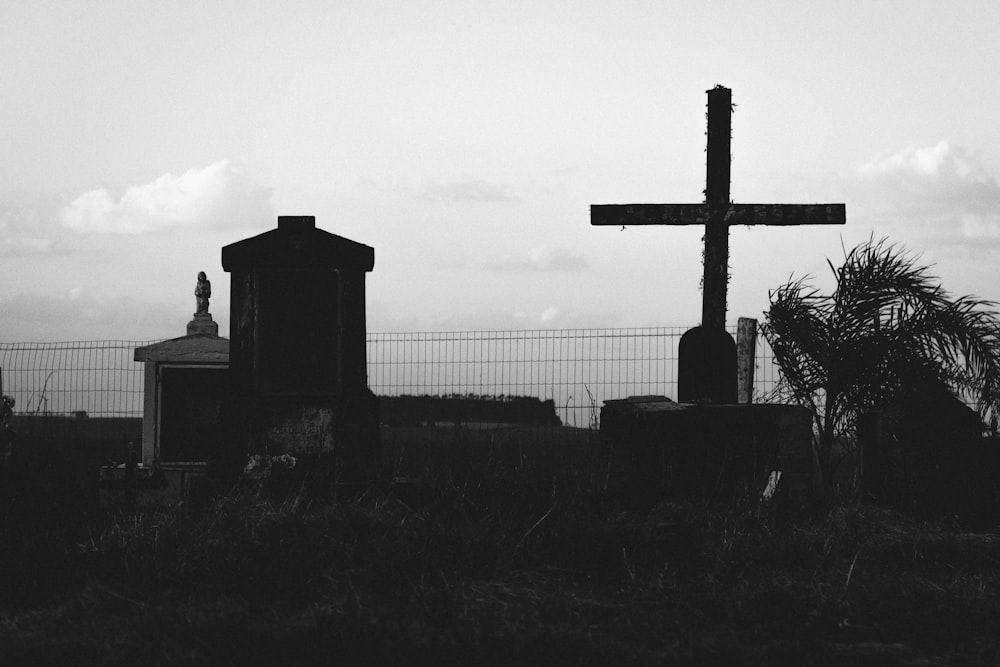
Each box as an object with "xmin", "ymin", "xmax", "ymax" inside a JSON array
[
  {"xmin": 593, "ymin": 87, "xmax": 845, "ymax": 503},
  {"xmin": 592, "ymin": 85, "xmax": 845, "ymax": 402},
  {"xmin": 860, "ymin": 379, "xmax": 995, "ymax": 520},
  {"xmin": 678, "ymin": 327, "xmax": 736, "ymax": 404},
  {"xmin": 222, "ymin": 215, "xmax": 379, "ymax": 486}
]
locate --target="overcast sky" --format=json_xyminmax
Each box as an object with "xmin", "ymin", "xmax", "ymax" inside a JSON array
[{"xmin": 3, "ymin": 0, "xmax": 999, "ymax": 341}]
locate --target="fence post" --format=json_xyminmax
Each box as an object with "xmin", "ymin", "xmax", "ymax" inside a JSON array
[{"xmin": 736, "ymin": 318, "xmax": 757, "ymax": 404}]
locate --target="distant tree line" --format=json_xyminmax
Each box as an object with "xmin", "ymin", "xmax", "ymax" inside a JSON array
[{"xmin": 378, "ymin": 394, "xmax": 561, "ymax": 427}]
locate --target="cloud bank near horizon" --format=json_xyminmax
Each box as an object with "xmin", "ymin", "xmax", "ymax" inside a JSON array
[
  {"xmin": 853, "ymin": 141, "xmax": 1000, "ymax": 251},
  {"xmin": 0, "ymin": 289, "xmax": 219, "ymax": 342},
  {"xmin": 60, "ymin": 160, "xmax": 273, "ymax": 234}
]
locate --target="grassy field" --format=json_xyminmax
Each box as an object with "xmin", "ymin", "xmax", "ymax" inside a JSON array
[{"xmin": 1, "ymin": 425, "xmax": 999, "ymax": 665}]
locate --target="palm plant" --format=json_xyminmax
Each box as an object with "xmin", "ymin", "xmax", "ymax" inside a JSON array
[{"xmin": 761, "ymin": 237, "xmax": 1000, "ymax": 488}]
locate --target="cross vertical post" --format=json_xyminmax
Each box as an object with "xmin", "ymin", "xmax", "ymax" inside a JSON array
[{"xmin": 703, "ymin": 85, "xmax": 732, "ymax": 331}]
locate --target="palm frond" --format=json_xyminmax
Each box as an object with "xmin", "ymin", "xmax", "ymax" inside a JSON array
[{"xmin": 763, "ymin": 236, "xmax": 1000, "ymax": 479}]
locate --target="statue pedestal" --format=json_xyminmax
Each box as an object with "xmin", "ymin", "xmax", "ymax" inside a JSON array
[{"xmin": 187, "ymin": 313, "xmax": 218, "ymax": 336}]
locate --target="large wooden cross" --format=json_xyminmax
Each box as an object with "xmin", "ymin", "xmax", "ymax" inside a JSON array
[{"xmin": 591, "ymin": 85, "xmax": 846, "ymax": 330}]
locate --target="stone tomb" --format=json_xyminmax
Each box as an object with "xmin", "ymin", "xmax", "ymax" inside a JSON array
[
  {"xmin": 134, "ymin": 335, "xmax": 230, "ymax": 467},
  {"xmin": 601, "ymin": 396, "xmax": 817, "ymax": 506},
  {"xmin": 128, "ymin": 273, "xmax": 230, "ymax": 500},
  {"xmin": 222, "ymin": 215, "xmax": 379, "ymax": 483}
]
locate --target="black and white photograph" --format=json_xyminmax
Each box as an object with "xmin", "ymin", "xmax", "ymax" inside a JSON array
[{"xmin": 2, "ymin": 1, "xmax": 999, "ymax": 664}]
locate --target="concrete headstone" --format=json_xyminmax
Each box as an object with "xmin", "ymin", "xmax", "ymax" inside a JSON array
[{"xmin": 677, "ymin": 326, "xmax": 737, "ymax": 404}]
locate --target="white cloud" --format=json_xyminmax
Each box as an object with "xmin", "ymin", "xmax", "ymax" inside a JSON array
[
  {"xmin": 416, "ymin": 176, "xmax": 518, "ymax": 203},
  {"xmin": 403, "ymin": 305, "xmax": 615, "ymax": 332},
  {"xmin": 852, "ymin": 141, "xmax": 1000, "ymax": 250},
  {"xmin": 528, "ymin": 246, "xmax": 589, "ymax": 271},
  {"xmin": 859, "ymin": 141, "xmax": 954, "ymax": 177},
  {"xmin": 358, "ymin": 174, "xmax": 519, "ymax": 204},
  {"xmin": 60, "ymin": 159, "xmax": 273, "ymax": 234},
  {"xmin": 540, "ymin": 306, "xmax": 559, "ymax": 324},
  {"xmin": 486, "ymin": 245, "xmax": 589, "ymax": 272}
]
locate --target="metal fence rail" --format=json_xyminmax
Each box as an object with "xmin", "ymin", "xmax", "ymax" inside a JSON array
[{"xmin": 0, "ymin": 326, "xmax": 781, "ymax": 428}]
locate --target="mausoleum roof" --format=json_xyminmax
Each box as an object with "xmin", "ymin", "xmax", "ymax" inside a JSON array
[
  {"xmin": 134, "ymin": 334, "xmax": 230, "ymax": 363},
  {"xmin": 221, "ymin": 216, "xmax": 374, "ymax": 272}
]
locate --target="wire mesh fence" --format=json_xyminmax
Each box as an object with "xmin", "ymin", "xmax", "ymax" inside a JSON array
[
  {"xmin": 0, "ymin": 340, "xmax": 157, "ymax": 418},
  {"xmin": 369, "ymin": 326, "xmax": 781, "ymax": 428},
  {"xmin": 0, "ymin": 326, "xmax": 782, "ymax": 429}
]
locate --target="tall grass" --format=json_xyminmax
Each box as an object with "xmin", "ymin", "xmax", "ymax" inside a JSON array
[{"xmin": 1, "ymin": 426, "xmax": 999, "ymax": 665}]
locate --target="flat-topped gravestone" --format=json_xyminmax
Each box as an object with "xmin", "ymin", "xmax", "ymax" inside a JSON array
[
  {"xmin": 222, "ymin": 215, "xmax": 378, "ymax": 483},
  {"xmin": 600, "ymin": 396, "xmax": 818, "ymax": 506},
  {"xmin": 592, "ymin": 86, "xmax": 845, "ymax": 403}
]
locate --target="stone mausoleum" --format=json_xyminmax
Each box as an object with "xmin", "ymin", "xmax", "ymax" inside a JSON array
[{"xmin": 222, "ymin": 215, "xmax": 379, "ymax": 483}]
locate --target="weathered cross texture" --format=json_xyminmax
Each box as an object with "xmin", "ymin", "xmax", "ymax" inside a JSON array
[{"xmin": 591, "ymin": 86, "xmax": 846, "ymax": 330}]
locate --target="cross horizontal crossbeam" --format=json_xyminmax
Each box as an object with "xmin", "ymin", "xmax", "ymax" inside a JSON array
[{"xmin": 591, "ymin": 203, "xmax": 846, "ymax": 227}]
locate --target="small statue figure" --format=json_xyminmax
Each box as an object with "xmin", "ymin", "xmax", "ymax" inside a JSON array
[{"xmin": 195, "ymin": 271, "xmax": 211, "ymax": 315}]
